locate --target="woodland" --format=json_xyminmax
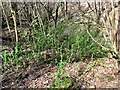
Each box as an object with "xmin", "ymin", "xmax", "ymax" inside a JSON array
[{"xmin": 0, "ymin": 1, "xmax": 120, "ymax": 89}]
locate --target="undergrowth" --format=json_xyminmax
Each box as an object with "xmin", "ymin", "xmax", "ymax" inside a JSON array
[{"xmin": 1, "ymin": 19, "xmax": 108, "ymax": 74}]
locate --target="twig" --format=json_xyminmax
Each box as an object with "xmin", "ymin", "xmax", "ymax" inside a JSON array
[
  {"xmin": 0, "ymin": 1, "xmax": 11, "ymax": 33},
  {"xmin": 8, "ymin": 0, "xmax": 18, "ymax": 43},
  {"xmin": 86, "ymin": 27, "xmax": 110, "ymax": 51}
]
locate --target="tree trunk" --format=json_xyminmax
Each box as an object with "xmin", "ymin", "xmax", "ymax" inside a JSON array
[{"xmin": 117, "ymin": 1, "xmax": 120, "ymax": 57}]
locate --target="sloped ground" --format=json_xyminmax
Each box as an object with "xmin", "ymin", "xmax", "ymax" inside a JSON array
[
  {"xmin": 2, "ymin": 57, "xmax": 118, "ymax": 88},
  {"xmin": 27, "ymin": 58, "xmax": 118, "ymax": 88},
  {"xmin": 78, "ymin": 58, "xmax": 118, "ymax": 88}
]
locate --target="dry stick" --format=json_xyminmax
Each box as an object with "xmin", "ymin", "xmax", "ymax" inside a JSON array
[
  {"xmin": 40, "ymin": 3, "xmax": 55, "ymax": 22},
  {"xmin": 99, "ymin": 3, "xmax": 109, "ymax": 41},
  {"xmin": 88, "ymin": 28, "xmax": 119, "ymax": 58},
  {"xmin": 104, "ymin": 4, "xmax": 112, "ymax": 41},
  {"xmin": 101, "ymin": 14, "xmax": 110, "ymax": 38},
  {"xmin": 0, "ymin": 1, "xmax": 11, "ymax": 33},
  {"xmin": 116, "ymin": 1, "xmax": 120, "ymax": 54},
  {"xmin": 30, "ymin": 3, "xmax": 41, "ymax": 28},
  {"xmin": 98, "ymin": 2, "xmax": 117, "ymax": 53},
  {"xmin": 86, "ymin": 0, "xmax": 96, "ymax": 13},
  {"xmin": 111, "ymin": 0, "xmax": 117, "ymax": 52},
  {"xmin": 87, "ymin": 28, "xmax": 110, "ymax": 51},
  {"xmin": 87, "ymin": 24, "xmax": 119, "ymax": 58},
  {"xmin": 99, "ymin": 16, "xmax": 108, "ymax": 42},
  {"xmin": 40, "ymin": 2, "xmax": 60, "ymax": 27},
  {"xmin": 64, "ymin": 1, "xmax": 67, "ymax": 19},
  {"xmin": 86, "ymin": 2, "xmax": 111, "ymax": 45},
  {"xmin": 101, "ymin": 7, "xmax": 116, "ymax": 45},
  {"xmin": 29, "ymin": 4, "xmax": 35, "ymax": 27},
  {"xmin": 17, "ymin": 4, "xmax": 22, "ymax": 29},
  {"xmin": 9, "ymin": 0, "xmax": 18, "ymax": 43},
  {"xmin": 94, "ymin": 1, "xmax": 97, "ymax": 22},
  {"xmin": 34, "ymin": 2, "xmax": 43, "ymax": 27},
  {"xmin": 78, "ymin": 2, "xmax": 118, "ymax": 56}
]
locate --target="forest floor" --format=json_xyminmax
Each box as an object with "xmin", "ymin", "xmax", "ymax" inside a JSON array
[
  {"xmin": 1, "ymin": 4, "xmax": 120, "ymax": 88},
  {"xmin": 2, "ymin": 56, "xmax": 119, "ymax": 88},
  {"xmin": 1, "ymin": 22, "xmax": 120, "ymax": 89}
]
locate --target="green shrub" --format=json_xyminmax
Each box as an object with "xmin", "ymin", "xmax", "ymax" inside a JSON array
[{"xmin": 1, "ymin": 19, "xmax": 108, "ymax": 71}]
